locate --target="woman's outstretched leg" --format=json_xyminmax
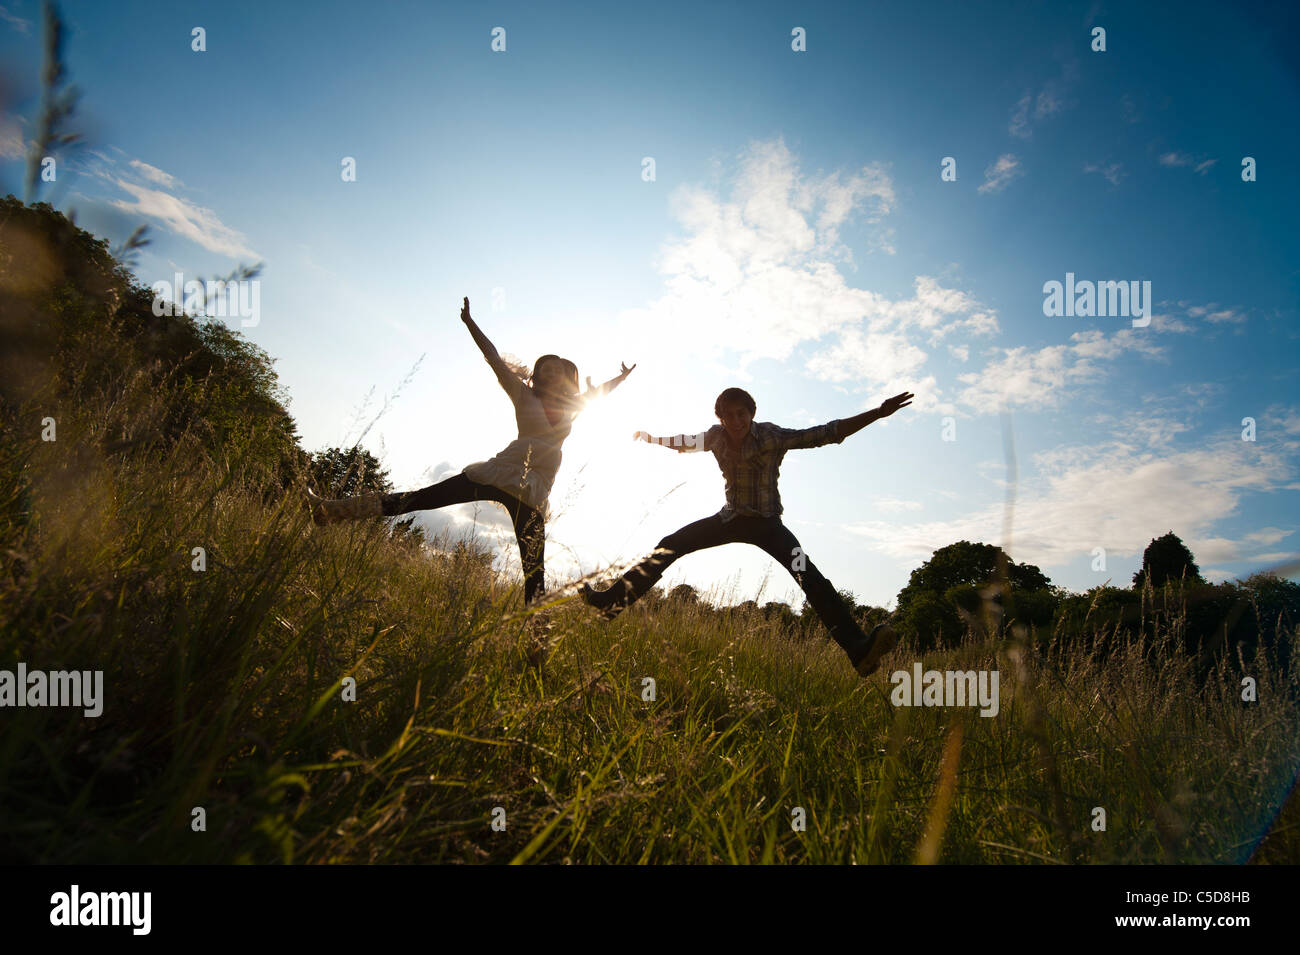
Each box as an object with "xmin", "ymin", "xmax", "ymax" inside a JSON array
[
  {"xmin": 310, "ymin": 472, "xmax": 483, "ymax": 525},
  {"xmin": 379, "ymin": 472, "xmax": 484, "ymax": 516},
  {"xmin": 385, "ymin": 473, "xmax": 548, "ymax": 605},
  {"xmin": 311, "ymin": 471, "xmax": 550, "ymax": 608}
]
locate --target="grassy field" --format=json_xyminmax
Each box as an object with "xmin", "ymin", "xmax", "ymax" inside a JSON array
[{"xmin": 3, "ymin": 413, "xmax": 1298, "ymax": 866}]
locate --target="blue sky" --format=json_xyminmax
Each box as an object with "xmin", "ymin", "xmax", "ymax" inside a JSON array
[{"xmin": 3, "ymin": 0, "xmax": 1298, "ymax": 610}]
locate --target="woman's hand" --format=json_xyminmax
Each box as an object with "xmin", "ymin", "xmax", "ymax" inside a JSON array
[
  {"xmin": 460, "ymin": 296, "xmax": 472, "ymax": 323},
  {"xmin": 877, "ymin": 391, "xmax": 915, "ymax": 418},
  {"xmin": 617, "ymin": 361, "xmax": 637, "ymax": 380},
  {"xmin": 633, "ymin": 430, "xmax": 651, "ymax": 442}
]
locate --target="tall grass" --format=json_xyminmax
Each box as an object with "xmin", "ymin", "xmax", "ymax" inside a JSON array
[{"xmin": 2, "ymin": 382, "xmax": 1298, "ymax": 864}]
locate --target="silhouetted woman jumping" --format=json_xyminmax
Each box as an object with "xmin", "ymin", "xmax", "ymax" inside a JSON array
[{"xmin": 308, "ymin": 296, "xmax": 635, "ymax": 604}]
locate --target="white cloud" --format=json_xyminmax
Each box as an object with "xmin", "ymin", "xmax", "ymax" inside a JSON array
[
  {"xmin": 1243, "ymin": 527, "xmax": 1292, "ymax": 546},
  {"xmin": 808, "ymin": 325, "xmax": 929, "ymax": 384},
  {"xmin": 1148, "ymin": 312, "xmax": 1192, "ymax": 333},
  {"xmin": 1009, "ymin": 95, "xmax": 1033, "ymax": 139},
  {"xmin": 875, "ymin": 497, "xmax": 923, "ymax": 513},
  {"xmin": 979, "ymin": 154, "xmax": 1023, "ymax": 194},
  {"xmin": 128, "ymin": 159, "xmax": 182, "ymax": 189},
  {"xmin": 0, "ymin": 4, "xmax": 31, "ymax": 34},
  {"xmin": 955, "ymin": 326, "xmax": 1170, "ymax": 414},
  {"xmin": 71, "ymin": 152, "xmax": 256, "ymax": 258},
  {"xmin": 1035, "ymin": 90, "xmax": 1062, "ymax": 118},
  {"xmin": 1181, "ymin": 302, "xmax": 1246, "ymax": 326},
  {"xmin": 844, "ymin": 427, "xmax": 1298, "ymax": 572},
  {"xmin": 1266, "ymin": 405, "xmax": 1300, "ymax": 435},
  {"xmin": 1125, "ymin": 415, "xmax": 1193, "ymax": 449},
  {"xmin": 613, "ymin": 138, "xmax": 903, "ymax": 403},
  {"xmin": 1241, "ymin": 551, "xmax": 1295, "ymax": 564},
  {"xmin": 102, "ymin": 173, "xmax": 257, "ymax": 259},
  {"xmin": 1160, "ymin": 152, "xmax": 1217, "ymax": 175},
  {"xmin": 1008, "ymin": 64, "xmax": 1076, "ymax": 139},
  {"xmin": 1083, "ymin": 161, "xmax": 1125, "ymax": 185},
  {"xmin": 802, "ymin": 274, "xmax": 1000, "ymax": 412}
]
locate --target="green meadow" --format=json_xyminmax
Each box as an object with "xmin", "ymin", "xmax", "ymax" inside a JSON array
[{"xmin": 3, "ymin": 414, "xmax": 1297, "ymax": 863}]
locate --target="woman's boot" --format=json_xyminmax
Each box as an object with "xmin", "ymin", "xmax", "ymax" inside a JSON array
[{"xmin": 306, "ymin": 487, "xmax": 384, "ymax": 525}]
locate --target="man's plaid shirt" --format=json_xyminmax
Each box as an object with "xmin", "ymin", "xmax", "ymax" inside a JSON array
[{"xmin": 662, "ymin": 419, "xmax": 846, "ymax": 522}]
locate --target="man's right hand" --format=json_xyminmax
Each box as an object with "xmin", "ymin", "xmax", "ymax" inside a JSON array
[{"xmin": 460, "ymin": 296, "xmax": 471, "ymax": 322}]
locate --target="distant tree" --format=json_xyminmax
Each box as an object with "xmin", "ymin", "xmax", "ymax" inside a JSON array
[
  {"xmin": 1240, "ymin": 571, "xmax": 1300, "ymax": 644},
  {"xmin": 308, "ymin": 446, "xmax": 391, "ymax": 496},
  {"xmin": 1132, "ymin": 531, "xmax": 1204, "ymax": 590},
  {"xmin": 667, "ymin": 583, "xmax": 700, "ymax": 604},
  {"xmin": 1053, "ymin": 585, "xmax": 1144, "ymax": 651},
  {"xmin": 760, "ymin": 601, "xmax": 799, "ymax": 635},
  {"xmin": 894, "ymin": 540, "xmax": 1054, "ymax": 651}
]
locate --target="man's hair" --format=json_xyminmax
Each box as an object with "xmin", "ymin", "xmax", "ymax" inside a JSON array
[{"xmin": 714, "ymin": 387, "xmax": 756, "ymax": 417}]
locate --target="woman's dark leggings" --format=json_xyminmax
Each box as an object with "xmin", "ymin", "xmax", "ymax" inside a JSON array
[{"xmin": 379, "ymin": 472, "xmax": 545, "ymax": 604}]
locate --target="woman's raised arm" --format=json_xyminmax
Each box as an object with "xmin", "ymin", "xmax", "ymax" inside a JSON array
[
  {"xmin": 581, "ymin": 361, "xmax": 637, "ymax": 404},
  {"xmin": 460, "ymin": 297, "xmax": 523, "ymax": 399}
]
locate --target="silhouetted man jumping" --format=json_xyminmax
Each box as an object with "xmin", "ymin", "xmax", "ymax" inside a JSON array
[{"xmin": 581, "ymin": 386, "xmax": 914, "ymax": 677}]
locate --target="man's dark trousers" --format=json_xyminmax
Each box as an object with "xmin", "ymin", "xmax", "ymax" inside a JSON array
[{"xmin": 599, "ymin": 514, "xmax": 868, "ymax": 656}]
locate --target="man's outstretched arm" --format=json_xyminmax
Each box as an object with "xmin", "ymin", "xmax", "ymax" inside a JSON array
[
  {"xmin": 837, "ymin": 391, "xmax": 914, "ymax": 440},
  {"xmin": 772, "ymin": 391, "xmax": 917, "ymax": 450},
  {"xmin": 633, "ymin": 428, "xmax": 713, "ymax": 453}
]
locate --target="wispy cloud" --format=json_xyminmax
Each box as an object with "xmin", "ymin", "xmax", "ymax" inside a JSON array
[
  {"xmin": 874, "ymin": 497, "xmax": 924, "ymax": 514},
  {"xmin": 1266, "ymin": 404, "xmax": 1300, "ymax": 435},
  {"xmin": 87, "ymin": 155, "xmax": 257, "ymax": 258},
  {"xmin": 105, "ymin": 177, "xmax": 257, "ymax": 258},
  {"xmin": 1120, "ymin": 93, "xmax": 1141, "ymax": 124},
  {"xmin": 128, "ymin": 158, "xmax": 182, "ymax": 189},
  {"xmin": 978, "ymin": 153, "xmax": 1023, "ymax": 194},
  {"xmin": 844, "ymin": 426, "xmax": 1297, "ymax": 573},
  {"xmin": 1010, "ymin": 89, "xmax": 1063, "ymax": 138},
  {"xmin": 1186, "ymin": 302, "xmax": 1247, "ymax": 325},
  {"xmin": 1148, "ymin": 312, "xmax": 1193, "ymax": 334},
  {"xmin": 1008, "ymin": 62, "xmax": 1077, "ymax": 139},
  {"xmin": 0, "ymin": 4, "xmax": 31, "ymax": 34},
  {"xmin": 1083, "ymin": 161, "xmax": 1125, "ymax": 185},
  {"xmin": 1160, "ymin": 152, "xmax": 1217, "ymax": 175},
  {"xmin": 955, "ymin": 326, "xmax": 1172, "ymax": 415}
]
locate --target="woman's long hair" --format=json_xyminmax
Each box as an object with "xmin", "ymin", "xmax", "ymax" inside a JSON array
[
  {"xmin": 500, "ymin": 353, "xmax": 582, "ymax": 408},
  {"xmin": 531, "ymin": 354, "xmax": 579, "ymax": 395}
]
